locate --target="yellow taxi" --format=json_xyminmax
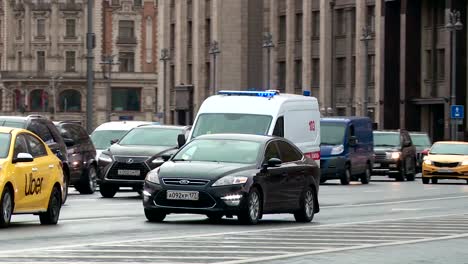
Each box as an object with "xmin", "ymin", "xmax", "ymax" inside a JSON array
[
  {"xmin": 422, "ymin": 141, "xmax": 468, "ymax": 184},
  {"xmin": 0, "ymin": 127, "xmax": 64, "ymax": 227}
]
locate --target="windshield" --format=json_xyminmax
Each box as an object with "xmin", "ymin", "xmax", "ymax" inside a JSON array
[
  {"xmin": 0, "ymin": 133, "xmax": 11, "ymax": 158},
  {"xmin": 374, "ymin": 132, "xmax": 400, "ymax": 147},
  {"xmin": 173, "ymin": 139, "xmax": 261, "ymax": 164},
  {"xmin": 191, "ymin": 113, "xmax": 272, "ymax": 138},
  {"xmin": 90, "ymin": 130, "xmax": 129, "ymax": 150},
  {"xmin": 119, "ymin": 127, "xmax": 182, "ymax": 147},
  {"xmin": 320, "ymin": 123, "xmax": 346, "ymax": 145},
  {"xmin": 429, "ymin": 143, "xmax": 468, "ymax": 155},
  {"xmin": 410, "ymin": 134, "xmax": 431, "ymax": 147}
]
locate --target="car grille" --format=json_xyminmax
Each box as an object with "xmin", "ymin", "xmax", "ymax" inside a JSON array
[
  {"xmin": 154, "ymin": 190, "xmax": 216, "ymax": 208},
  {"xmin": 162, "ymin": 178, "xmax": 210, "ymax": 186},
  {"xmin": 107, "ymin": 162, "xmax": 150, "ymax": 181},
  {"xmin": 375, "ymin": 153, "xmax": 387, "ymax": 160},
  {"xmin": 433, "ymin": 162, "xmax": 460, "ymax": 168}
]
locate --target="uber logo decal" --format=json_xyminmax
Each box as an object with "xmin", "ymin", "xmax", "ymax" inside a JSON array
[{"xmin": 24, "ymin": 173, "xmax": 43, "ymax": 196}]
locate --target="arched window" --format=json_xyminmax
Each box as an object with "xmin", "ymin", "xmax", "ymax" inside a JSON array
[
  {"xmin": 59, "ymin": 89, "xmax": 81, "ymax": 112},
  {"xmin": 14, "ymin": 89, "xmax": 25, "ymax": 112},
  {"xmin": 30, "ymin": 89, "xmax": 49, "ymax": 112}
]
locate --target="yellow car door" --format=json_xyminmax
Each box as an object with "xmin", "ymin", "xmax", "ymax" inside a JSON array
[
  {"xmin": 24, "ymin": 134, "xmax": 51, "ymax": 210},
  {"xmin": 11, "ymin": 134, "xmax": 35, "ymax": 212}
]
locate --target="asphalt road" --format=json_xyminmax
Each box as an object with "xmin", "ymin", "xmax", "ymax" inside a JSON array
[{"xmin": 2, "ymin": 175, "xmax": 468, "ymax": 264}]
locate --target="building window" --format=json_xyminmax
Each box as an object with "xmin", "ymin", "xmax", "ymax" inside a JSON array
[
  {"xmin": 170, "ymin": 23, "xmax": 176, "ymax": 49},
  {"xmin": 59, "ymin": 90, "xmax": 81, "ymax": 112},
  {"xmin": 367, "ymin": 6, "xmax": 375, "ymax": 33},
  {"xmin": 112, "ymin": 88, "xmax": 141, "ymax": 111},
  {"xmin": 436, "ymin": 49, "xmax": 444, "ymax": 80},
  {"xmin": 312, "ymin": 58, "xmax": 320, "ymax": 87},
  {"xmin": 335, "ymin": 9, "xmax": 345, "ymax": 36},
  {"xmin": 278, "ymin": 61, "xmax": 286, "ymax": 92},
  {"xmin": 17, "ymin": 19, "xmax": 23, "ymax": 39},
  {"xmin": 295, "ymin": 60, "xmax": 302, "ymax": 93},
  {"xmin": 279, "ymin": 15, "xmax": 286, "ymax": 42},
  {"xmin": 436, "ymin": 1, "xmax": 445, "ymax": 26},
  {"xmin": 65, "ymin": 19, "xmax": 76, "ymax": 38},
  {"xmin": 295, "ymin": 14, "xmax": 303, "ymax": 41},
  {"xmin": 30, "ymin": 89, "xmax": 49, "ymax": 112},
  {"xmin": 205, "ymin": 62, "xmax": 211, "ymax": 98},
  {"xmin": 119, "ymin": 52, "xmax": 135, "ymax": 72},
  {"xmin": 37, "ymin": 51, "xmax": 46, "ymax": 72},
  {"xmin": 14, "ymin": 90, "xmax": 25, "ymax": 112},
  {"xmin": 335, "ymin": 58, "xmax": 346, "ymax": 85},
  {"xmin": 118, "ymin": 20, "xmax": 134, "ymax": 39},
  {"xmin": 205, "ymin": 19, "xmax": 211, "ymax": 45},
  {"xmin": 312, "ymin": 11, "xmax": 320, "ymax": 38},
  {"xmin": 351, "ymin": 8, "xmax": 356, "ymax": 35},
  {"xmin": 112, "ymin": 0, "xmax": 119, "ymax": 6},
  {"xmin": 368, "ymin": 55, "xmax": 375, "ymax": 84},
  {"xmin": 187, "ymin": 64, "xmax": 193, "ymax": 84},
  {"xmin": 426, "ymin": 50, "xmax": 432, "ymax": 80},
  {"xmin": 134, "ymin": 0, "xmax": 142, "ymax": 7},
  {"xmin": 187, "ymin": 21, "xmax": 193, "ymax": 47},
  {"xmin": 351, "ymin": 56, "xmax": 356, "ymax": 84},
  {"xmin": 36, "ymin": 19, "xmax": 45, "ymax": 38},
  {"xmin": 17, "ymin": 52, "xmax": 23, "ymax": 71},
  {"xmin": 65, "ymin": 51, "xmax": 76, "ymax": 72}
]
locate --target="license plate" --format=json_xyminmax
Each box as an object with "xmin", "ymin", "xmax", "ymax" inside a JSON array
[
  {"xmin": 167, "ymin": 190, "xmax": 199, "ymax": 201},
  {"xmin": 117, "ymin": 169, "xmax": 140, "ymax": 176},
  {"xmin": 373, "ymin": 163, "xmax": 381, "ymax": 168},
  {"xmin": 438, "ymin": 169, "xmax": 453, "ymax": 173}
]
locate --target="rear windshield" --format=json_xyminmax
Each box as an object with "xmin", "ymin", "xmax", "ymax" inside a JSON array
[
  {"xmin": 91, "ymin": 130, "xmax": 129, "ymax": 150},
  {"xmin": 320, "ymin": 122, "xmax": 346, "ymax": 145},
  {"xmin": 191, "ymin": 113, "xmax": 272, "ymax": 138},
  {"xmin": 0, "ymin": 120, "xmax": 25, "ymax": 129}
]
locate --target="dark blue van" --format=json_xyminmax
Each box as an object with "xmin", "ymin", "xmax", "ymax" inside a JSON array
[{"xmin": 320, "ymin": 117, "xmax": 374, "ymax": 185}]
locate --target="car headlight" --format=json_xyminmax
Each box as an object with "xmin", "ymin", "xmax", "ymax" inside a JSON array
[
  {"xmin": 386, "ymin": 152, "xmax": 401, "ymax": 160},
  {"xmin": 331, "ymin": 145, "xmax": 344, "ymax": 155},
  {"xmin": 146, "ymin": 168, "xmax": 160, "ymax": 184},
  {"xmin": 423, "ymin": 159, "xmax": 432, "ymax": 165},
  {"xmin": 212, "ymin": 176, "xmax": 248, "ymax": 187},
  {"xmin": 461, "ymin": 160, "xmax": 468, "ymax": 166},
  {"xmin": 98, "ymin": 153, "xmax": 113, "ymax": 163}
]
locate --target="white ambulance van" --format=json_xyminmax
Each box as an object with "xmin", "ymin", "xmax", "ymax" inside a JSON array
[{"xmin": 188, "ymin": 90, "xmax": 321, "ymax": 166}]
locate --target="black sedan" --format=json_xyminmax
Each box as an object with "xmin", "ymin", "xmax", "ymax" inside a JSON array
[{"xmin": 142, "ymin": 134, "xmax": 320, "ymax": 225}]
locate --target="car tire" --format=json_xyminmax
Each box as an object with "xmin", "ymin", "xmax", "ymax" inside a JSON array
[
  {"xmin": 340, "ymin": 166, "xmax": 351, "ymax": 185},
  {"xmin": 294, "ymin": 187, "xmax": 316, "ymax": 223},
  {"xmin": 422, "ymin": 177, "xmax": 430, "ymax": 184},
  {"xmin": 62, "ymin": 173, "xmax": 69, "ymax": 204},
  {"xmin": 76, "ymin": 166, "xmax": 97, "ymax": 195},
  {"xmin": 238, "ymin": 187, "xmax": 261, "ymax": 225},
  {"xmin": 39, "ymin": 187, "xmax": 62, "ymax": 225},
  {"xmin": 206, "ymin": 213, "xmax": 223, "ymax": 222},
  {"xmin": 145, "ymin": 209, "xmax": 166, "ymax": 222},
  {"xmin": 431, "ymin": 178, "xmax": 438, "ymax": 184},
  {"xmin": 360, "ymin": 164, "xmax": 371, "ymax": 184},
  {"xmin": 99, "ymin": 183, "xmax": 119, "ymax": 198},
  {"xmin": 0, "ymin": 187, "xmax": 13, "ymax": 228}
]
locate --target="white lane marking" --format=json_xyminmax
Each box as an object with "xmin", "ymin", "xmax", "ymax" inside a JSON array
[
  {"xmin": 271, "ymin": 230, "xmax": 453, "ymax": 235},
  {"xmin": 184, "ymin": 237, "xmax": 399, "ymax": 242},
  {"xmin": 0, "ymin": 255, "xmax": 245, "ymax": 260},
  {"xmin": 46, "ymin": 249, "xmax": 290, "ymax": 255},
  {"xmin": 234, "ymin": 234, "xmax": 429, "ymax": 239},
  {"xmin": 321, "ymin": 195, "xmax": 468, "ymax": 209},
  {"xmin": 92, "ymin": 244, "xmax": 331, "ymax": 250},
  {"xmin": 124, "ymin": 240, "xmax": 370, "ymax": 246},
  {"xmin": 391, "ymin": 207, "xmax": 439, "ymax": 211},
  {"xmin": 218, "ymin": 233, "xmax": 468, "ymax": 264},
  {"xmin": 363, "ymin": 190, "xmax": 383, "ymax": 193},
  {"xmin": 0, "ymin": 212, "xmax": 467, "ymax": 254}
]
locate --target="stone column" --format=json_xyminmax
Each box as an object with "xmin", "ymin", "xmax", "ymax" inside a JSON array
[
  {"xmin": 50, "ymin": 1, "xmax": 59, "ymax": 57},
  {"xmin": 270, "ymin": 0, "xmax": 279, "ymax": 90},
  {"xmin": 319, "ymin": 0, "xmax": 332, "ymax": 110},
  {"xmin": 285, "ymin": 0, "xmax": 295, "ymax": 93},
  {"xmin": 192, "ymin": 1, "xmax": 206, "ymax": 113},
  {"xmin": 302, "ymin": 0, "xmax": 312, "ymax": 93},
  {"xmin": 355, "ymin": 0, "xmax": 366, "ymax": 117},
  {"xmin": 375, "ymin": 0, "xmax": 384, "ymax": 125},
  {"xmin": 399, "ymin": 2, "xmax": 407, "ymax": 129},
  {"xmin": 175, "ymin": 0, "xmax": 186, "ymax": 84},
  {"xmin": 24, "ymin": 3, "xmax": 32, "ymax": 70},
  {"xmin": 157, "ymin": 0, "xmax": 171, "ymax": 123},
  {"xmin": 345, "ymin": 7, "xmax": 354, "ymax": 115}
]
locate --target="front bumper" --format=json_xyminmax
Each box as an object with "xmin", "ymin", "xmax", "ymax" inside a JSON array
[
  {"xmin": 422, "ymin": 164, "xmax": 468, "ymax": 180},
  {"xmin": 320, "ymin": 156, "xmax": 346, "ymax": 180},
  {"xmin": 372, "ymin": 159, "xmax": 401, "ymax": 175},
  {"xmin": 142, "ymin": 181, "xmax": 250, "ymax": 215}
]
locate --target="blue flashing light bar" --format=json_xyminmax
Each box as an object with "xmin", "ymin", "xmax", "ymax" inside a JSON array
[{"xmin": 218, "ymin": 90, "xmax": 279, "ymax": 97}]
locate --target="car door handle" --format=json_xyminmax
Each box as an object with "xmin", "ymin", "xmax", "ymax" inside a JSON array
[
  {"xmin": 49, "ymin": 164, "xmax": 54, "ymax": 169},
  {"xmin": 32, "ymin": 167, "xmax": 38, "ymax": 172}
]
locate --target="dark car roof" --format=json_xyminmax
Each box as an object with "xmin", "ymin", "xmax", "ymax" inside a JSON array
[{"xmin": 194, "ymin": 133, "xmax": 275, "ymax": 143}]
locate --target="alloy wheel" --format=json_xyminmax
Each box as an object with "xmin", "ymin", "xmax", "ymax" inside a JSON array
[
  {"xmin": 88, "ymin": 167, "xmax": 97, "ymax": 192},
  {"xmin": 304, "ymin": 190, "xmax": 314, "ymax": 218},
  {"xmin": 249, "ymin": 192, "xmax": 260, "ymax": 221},
  {"xmin": 2, "ymin": 192, "xmax": 12, "ymax": 224}
]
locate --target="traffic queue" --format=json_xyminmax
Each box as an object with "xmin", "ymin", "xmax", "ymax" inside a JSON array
[{"xmin": 0, "ymin": 89, "xmax": 467, "ymax": 227}]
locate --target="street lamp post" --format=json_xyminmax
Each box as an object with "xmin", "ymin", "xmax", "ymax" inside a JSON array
[
  {"xmin": 361, "ymin": 25, "xmax": 373, "ymax": 117},
  {"xmin": 263, "ymin": 32, "xmax": 275, "ymax": 91},
  {"xmin": 446, "ymin": 9, "xmax": 463, "ymax": 140},
  {"xmin": 209, "ymin": 40, "xmax": 221, "ymax": 95},
  {"xmin": 159, "ymin": 48, "xmax": 170, "ymax": 125},
  {"xmin": 100, "ymin": 55, "xmax": 120, "ymax": 122}
]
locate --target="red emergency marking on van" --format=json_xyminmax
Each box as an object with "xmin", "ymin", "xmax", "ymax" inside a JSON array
[
  {"xmin": 309, "ymin": 120, "xmax": 316, "ymax": 131},
  {"xmin": 305, "ymin": 151, "xmax": 320, "ymax": 160}
]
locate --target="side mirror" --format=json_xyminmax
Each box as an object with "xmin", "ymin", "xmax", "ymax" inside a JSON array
[
  {"xmin": 161, "ymin": 154, "xmax": 173, "ymax": 162},
  {"xmin": 110, "ymin": 139, "xmax": 119, "ymax": 145},
  {"xmin": 177, "ymin": 134, "xmax": 186, "ymax": 148},
  {"xmin": 64, "ymin": 138, "xmax": 75, "ymax": 147},
  {"xmin": 263, "ymin": 158, "xmax": 282, "ymax": 169},
  {"xmin": 13, "ymin": 153, "xmax": 34, "ymax": 163},
  {"xmin": 349, "ymin": 136, "xmax": 358, "ymax": 147}
]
